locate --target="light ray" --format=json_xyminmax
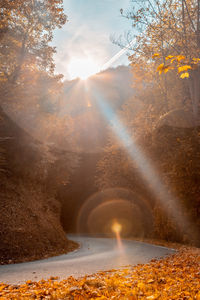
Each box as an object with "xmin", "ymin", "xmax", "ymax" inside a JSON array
[{"xmin": 87, "ymin": 84, "xmax": 197, "ymax": 242}]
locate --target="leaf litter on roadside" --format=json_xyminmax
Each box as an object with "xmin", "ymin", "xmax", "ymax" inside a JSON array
[{"xmin": 0, "ymin": 247, "xmax": 199, "ymax": 299}]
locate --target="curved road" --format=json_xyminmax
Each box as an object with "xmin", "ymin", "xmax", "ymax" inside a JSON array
[{"xmin": 0, "ymin": 235, "xmax": 175, "ymax": 284}]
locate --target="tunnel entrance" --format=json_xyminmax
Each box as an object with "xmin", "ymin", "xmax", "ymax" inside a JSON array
[
  {"xmin": 76, "ymin": 188, "xmax": 154, "ymax": 238},
  {"xmin": 59, "ymin": 152, "xmax": 102, "ymax": 232},
  {"xmin": 59, "ymin": 152, "xmax": 154, "ymax": 237}
]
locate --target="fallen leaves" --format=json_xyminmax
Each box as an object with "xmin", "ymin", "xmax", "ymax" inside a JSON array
[{"xmin": 0, "ymin": 247, "xmax": 199, "ymax": 299}]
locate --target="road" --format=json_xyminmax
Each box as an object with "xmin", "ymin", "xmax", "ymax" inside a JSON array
[{"xmin": 0, "ymin": 235, "xmax": 175, "ymax": 284}]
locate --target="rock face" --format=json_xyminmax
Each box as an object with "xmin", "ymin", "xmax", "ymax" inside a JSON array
[{"xmin": 0, "ymin": 108, "xmax": 77, "ymax": 264}]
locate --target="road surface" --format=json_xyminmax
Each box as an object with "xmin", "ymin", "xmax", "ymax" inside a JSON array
[{"xmin": 0, "ymin": 235, "xmax": 175, "ymax": 284}]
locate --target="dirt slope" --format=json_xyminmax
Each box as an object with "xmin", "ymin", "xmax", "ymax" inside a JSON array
[{"xmin": 0, "ymin": 108, "xmax": 78, "ymax": 264}]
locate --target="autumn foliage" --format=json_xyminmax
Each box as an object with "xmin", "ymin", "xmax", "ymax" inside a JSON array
[
  {"xmin": 0, "ymin": 247, "xmax": 199, "ymax": 299},
  {"xmin": 97, "ymin": 0, "xmax": 200, "ymax": 245},
  {"xmin": 0, "ymin": 0, "xmax": 80, "ymax": 263}
]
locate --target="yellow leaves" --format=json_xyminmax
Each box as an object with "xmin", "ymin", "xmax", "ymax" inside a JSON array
[
  {"xmin": 157, "ymin": 63, "xmax": 171, "ymax": 74},
  {"xmin": 178, "ymin": 65, "xmax": 192, "ymax": 73},
  {"xmin": 165, "ymin": 55, "xmax": 174, "ymax": 60},
  {"xmin": 165, "ymin": 55, "xmax": 186, "ymax": 62},
  {"xmin": 178, "ymin": 65, "xmax": 191, "ymax": 79},
  {"xmin": 137, "ymin": 282, "xmax": 146, "ymax": 289},
  {"xmin": 152, "ymin": 53, "xmax": 160, "ymax": 58},
  {"xmin": 180, "ymin": 72, "xmax": 190, "ymax": 79},
  {"xmin": 0, "ymin": 284, "xmax": 8, "ymax": 292},
  {"xmin": 157, "ymin": 63, "xmax": 164, "ymax": 73},
  {"xmin": 176, "ymin": 55, "xmax": 186, "ymax": 62},
  {"xmin": 26, "ymin": 280, "xmax": 33, "ymax": 285},
  {"xmin": 155, "ymin": 54, "xmax": 200, "ymax": 79},
  {"xmin": 192, "ymin": 58, "xmax": 200, "ymax": 63},
  {"xmin": 196, "ymin": 290, "xmax": 200, "ymax": 300}
]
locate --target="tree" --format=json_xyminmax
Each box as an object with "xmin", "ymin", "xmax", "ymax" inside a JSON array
[
  {"xmin": 0, "ymin": 0, "xmax": 66, "ymax": 87},
  {"xmin": 96, "ymin": 0, "xmax": 200, "ymax": 243},
  {"xmin": 0, "ymin": 0, "xmax": 80, "ymax": 187},
  {"xmin": 119, "ymin": 0, "xmax": 200, "ymax": 125}
]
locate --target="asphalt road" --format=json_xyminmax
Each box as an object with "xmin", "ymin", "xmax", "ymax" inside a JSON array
[{"xmin": 0, "ymin": 235, "xmax": 175, "ymax": 284}]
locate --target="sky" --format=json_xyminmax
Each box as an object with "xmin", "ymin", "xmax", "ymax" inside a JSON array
[{"xmin": 52, "ymin": 0, "xmax": 132, "ymax": 80}]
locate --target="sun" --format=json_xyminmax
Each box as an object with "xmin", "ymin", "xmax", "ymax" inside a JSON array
[{"xmin": 68, "ymin": 57, "xmax": 99, "ymax": 80}]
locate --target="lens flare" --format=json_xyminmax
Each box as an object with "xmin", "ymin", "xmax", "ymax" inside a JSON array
[
  {"xmin": 112, "ymin": 221, "xmax": 123, "ymax": 252},
  {"xmin": 112, "ymin": 221, "xmax": 122, "ymax": 234},
  {"xmin": 76, "ymin": 188, "xmax": 152, "ymax": 236},
  {"xmin": 85, "ymin": 82, "xmax": 197, "ymax": 243}
]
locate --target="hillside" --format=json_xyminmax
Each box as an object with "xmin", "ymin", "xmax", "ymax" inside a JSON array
[{"xmin": 0, "ymin": 108, "xmax": 78, "ymax": 264}]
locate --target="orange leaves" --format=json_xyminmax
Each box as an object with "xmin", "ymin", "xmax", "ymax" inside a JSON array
[{"xmin": 0, "ymin": 247, "xmax": 199, "ymax": 299}]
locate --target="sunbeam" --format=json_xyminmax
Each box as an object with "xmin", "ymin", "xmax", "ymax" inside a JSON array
[{"xmin": 85, "ymin": 82, "xmax": 197, "ymax": 242}]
